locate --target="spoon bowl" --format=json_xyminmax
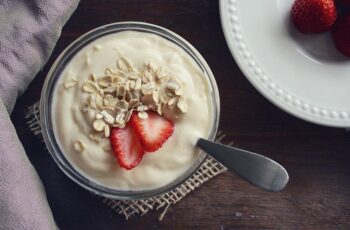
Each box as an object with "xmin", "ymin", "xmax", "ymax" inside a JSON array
[{"xmin": 197, "ymin": 138, "xmax": 289, "ymax": 192}]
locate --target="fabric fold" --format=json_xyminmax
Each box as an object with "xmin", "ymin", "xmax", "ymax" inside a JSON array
[{"xmin": 0, "ymin": 0, "xmax": 80, "ymax": 229}]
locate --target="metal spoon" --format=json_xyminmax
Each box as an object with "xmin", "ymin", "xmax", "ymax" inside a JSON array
[{"xmin": 197, "ymin": 138, "xmax": 289, "ymax": 192}]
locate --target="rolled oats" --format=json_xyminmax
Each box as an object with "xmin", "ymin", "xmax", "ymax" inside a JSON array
[
  {"xmin": 89, "ymin": 94, "xmax": 97, "ymax": 109},
  {"xmin": 83, "ymin": 80, "xmax": 99, "ymax": 93},
  {"xmin": 117, "ymin": 57, "xmax": 134, "ymax": 72},
  {"xmin": 95, "ymin": 114, "xmax": 103, "ymax": 119},
  {"xmin": 155, "ymin": 67, "xmax": 168, "ymax": 81},
  {"xmin": 104, "ymin": 125, "xmax": 110, "ymax": 137},
  {"xmin": 93, "ymin": 44, "xmax": 102, "ymax": 51},
  {"xmin": 137, "ymin": 104, "xmax": 148, "ymax": 112},
  {"xmin": 146, "ymin": 61, "xmax": 157, "ymax": 73},
  {"xmin": 117, "ymin": 85, "xmax": 126, "ymax": 98},
  {"xmin": 98, "ymin": 89, "xmax": 105, "ymax": 96},
  {"xmin": 128, "ymin": 80, "xmax": 136, "ymax": 90},
  {"xmin": 159, "ymin": 92, "xmax": 168, "ymax": 104},
  {"xmin": 141, "ymin": 82, "xmax": 155, "ymax": 95},
  {"xmin": 115, "ymin": 112, "xmax": 126, "ymax": 125},
  {"xmin": 143, "ymin": 70, "xmax": 153, "ymax": 83},
  {"xmin": 166, "ymin": 91, "xmax": 175, "ymax": 97},
  {"xmin": 128, "ymin": 98, "xmax": 140, "ymax": 108},
  {"xmin": 89, "ymin": 74, "xmax": 97, "ymax": 82},
  {"xmin": 125, "ymin": 92, "xmax": 133, "ymax": 102},
  {"xmin": 117, "ymin": 100, "xmax": 129, "ymax": 111},
  {"xmin": 134, "ymin": 78, "xmax": 142, "ymax": 91},
  {"xmin": 166, "ymin": 80, "xmax": 180, "ymax": 91},
  {"xmin": 77, "ymin": 57, "xmax": 187, "ymax": 142},
  {"xmin": 64, "ymin": 79, "xmax": 77, "ymax": 89},
  {"xmin": 89, "ymin": 131, "xmax": 102, "ymax": 143},
  {"xmin": 74, "ymin": 140, "xmax": 85, "ymax": 153},
  {"xmin": 128, "ymin": 72, "xmax": 139, "ymax": 80},
  {"xmin": 125, "ymin": 109, "xmax": 133, "ymax": 123},
  {"xmin": 175, "ymin": 87, "xmax": 184, "ymax": 96},
  {"xmin": 103, "ymin": 86, "xmax": 116, "ymax": 94},
  {"xmin": 168, "ymin": 97, "xmax": 178, "ymax": 106},
  {"xmin": 103, "ymin": 96, "xmax": 118, "ymax": 108},
  {"xmin": 93, "ymin": 119, "xmax": 106, "ymax": 132},
  {"xmin": 130, "ymin": 90, "xmax": 140, "ymax": 99},
  {"xmin": 112, "ymin": 123, "xmax": 125, "ymax": 128},
  {"xmin": 95, "ymin": 94, "xmax": 103, "ymax": 108},
  {"xmin": 177, "ymin": 97, "xmax": 187, "ymax": 113},
  {"xmin": 105, "ymin": 67, "xmax": 117, "ymax": 76},
  {"xmin": 98, "ymin": 76, "xmax": 113, "ymax": 88},
  {"xmin": 152, "ymin": 91, "xmax": 159, "ymax": 103},
  {"xmin": 138, "ymin": 111, "xmax": 148, "ymax": 119},
  {"xmin": 101, "ymin": 110, "xmax": 115, "ymax": 124},
  {"xmin": 157, "ymin": 103, "xmax": 163, "ymax": 115}
]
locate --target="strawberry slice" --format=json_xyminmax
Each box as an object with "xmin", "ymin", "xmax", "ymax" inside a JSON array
[
  {"xmin": 110, "ymin": 124, "xmax": 144, "ymax": 170},
  {"xmin": 130, "ymin": 111, "xmax": 174, "ymax": 152}
]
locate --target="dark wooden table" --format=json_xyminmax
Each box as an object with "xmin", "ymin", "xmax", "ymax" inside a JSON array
[{"xmin": 11, "ymin": 0, "xmax": 350, "ymax": 229}]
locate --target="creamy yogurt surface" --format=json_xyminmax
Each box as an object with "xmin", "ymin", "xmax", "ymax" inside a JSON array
[{"xmin": 52, "ymin": 31, "xmax": 214, "ymax": 190}]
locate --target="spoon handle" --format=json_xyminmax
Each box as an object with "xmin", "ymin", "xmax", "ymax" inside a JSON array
[{"xmin": 197, "ymin": 138, "xmax": 289, "ymax": 192}]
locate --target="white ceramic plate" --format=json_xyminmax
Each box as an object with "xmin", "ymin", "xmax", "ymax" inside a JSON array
[{"xmin": 220, "ymin": 0, "xmax": 350, "ymax": 127}]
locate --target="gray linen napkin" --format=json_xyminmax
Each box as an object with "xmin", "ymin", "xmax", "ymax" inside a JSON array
[{"xmin": 0, "ymin": 0, "xmax": 79, "ymax": 229}]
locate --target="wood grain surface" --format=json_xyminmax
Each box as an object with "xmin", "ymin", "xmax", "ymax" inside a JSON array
[{"xmin": 11, "ymin": 0, "xmax": 350, "ymax": 229}]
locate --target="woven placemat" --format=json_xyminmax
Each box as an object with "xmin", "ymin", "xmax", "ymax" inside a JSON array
[{"xmin": 25, "ymin": 102, "xmax": 229, "ymax": 220}]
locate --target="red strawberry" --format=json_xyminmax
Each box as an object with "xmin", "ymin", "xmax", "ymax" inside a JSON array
[
  {"xmin": 331, "ymin": 14, "xmax": 350, "ymax": 57},
  {"xmin": 130, "ymin": 111, "xmax": 174, "ymax": 152},
  {"xmin": 110, "ymin": 124, "xmax": 144, "ymax": 170},
  {"xmin": 291, "ymin": 0, "xmax": 337, "ymax": 34}
]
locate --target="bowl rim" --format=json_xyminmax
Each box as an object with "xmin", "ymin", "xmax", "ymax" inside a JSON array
[{"xmin": 40, "ymin": 21, "xmax": 220, "ymax": 200}]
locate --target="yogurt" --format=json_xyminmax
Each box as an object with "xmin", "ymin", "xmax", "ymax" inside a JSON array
[{"xmin": 52, "ymin": 31, "xmax": 214, "ymax": 190}]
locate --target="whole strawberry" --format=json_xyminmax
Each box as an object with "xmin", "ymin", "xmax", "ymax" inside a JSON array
[
  {"xmin": 291, "ymin": 0, "xmax": 337, "ymax": 34},
  {"xmin": 331, "ymin": 14, "xmax": 350, "ymax": 57}
]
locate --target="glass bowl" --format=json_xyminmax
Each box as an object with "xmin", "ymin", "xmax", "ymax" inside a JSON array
[{"xmin": 40, "ymin": 22, "xmax": 220, "ymax": 200}]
